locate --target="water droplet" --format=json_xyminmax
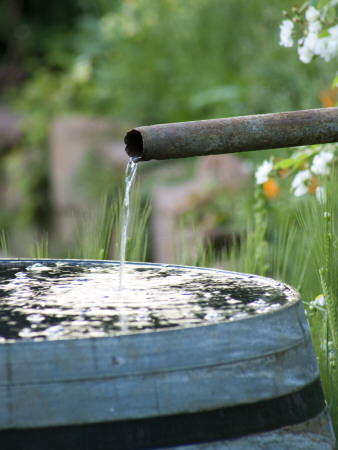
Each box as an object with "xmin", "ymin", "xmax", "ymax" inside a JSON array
[
  {"xmin": 205, "ymin": 311, "xmax": 222, "ymax": 322},
  {"xmin": 70, "ymin": 319, "xmax": 88, "ymax": 326},
  {"xmin": 44, "ymin": 325, "xmax": 65, "ymax": 337},
  {"xmin": 26, "ymin": 263, "xmax": 50, "ymax": 272},
  {"xmin": 27, "ymin": 313, "xmax": 45, "ymax": 323},
  {"xmin": 19, "ymin": 328, "xmax": 34, "ymax": 339},
  {"xmin": 227, "ymin": 298, "xmax": 240, "ymax": 304},
  {"xmin": 55, "ymin": 262, "xmax": 67, "ymax": 267},
  {"xmin": 15, "ymin": 272, "xmax": 27, "ymax": 279},
  {"xmin": 249, "ymin": 299, "xmax": 266, "ymax": 308},
  {"xmin": 230, "ymin": 312, "xmax": 249, "ymax": 320}
]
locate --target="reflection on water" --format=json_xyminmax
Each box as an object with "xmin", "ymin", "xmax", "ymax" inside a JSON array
[{"xmin": 0, "ymin": 262, "xmax": 296, "ymax": 341}]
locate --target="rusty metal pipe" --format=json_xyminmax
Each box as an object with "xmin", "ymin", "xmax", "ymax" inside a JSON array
[{"xmin": 124, "ymin": 108, "xmax": 338, "ymax": 161}]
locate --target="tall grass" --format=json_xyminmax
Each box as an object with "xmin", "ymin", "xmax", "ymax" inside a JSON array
[
  {"xmin": 71, "ymin": 193, "xmax": 119, "ymax": 260},
  {"xmin": 29, "ymin": 231, "xmax": 49, "ymax": 258},
  {"xmin": 71, "ymin": 182, "xmax": 151, "ymax": 262},
  {"xmin": 0, "ymin": 178, "xmax": 151, "ymax": 265},
  {"xmin": 0, "ymin": 230, "xmax": 8, "ymax": 257},
  {"xmin": 173, "ymin": 173, "xmax": 337, "ymax": 437},
  {"xmin": 296, "ymin": 175, "xmax": 338, "ymax": 430}
]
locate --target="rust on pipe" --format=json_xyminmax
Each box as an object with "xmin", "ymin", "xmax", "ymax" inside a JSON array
[{"xmin": 124, "ymin": 108, "xmax": 338, "ymax": 161}]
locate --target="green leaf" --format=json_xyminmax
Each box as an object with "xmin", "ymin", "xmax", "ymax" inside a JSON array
[
  {"xmin": 332, "ymin": 74, "xmax": 338, "ymax": 90},
  {"xmin": 275, "ymin": 158, "xmax": 296, "ymax": 170},
  {"xmin": 275, "ymin": 151, "xmax": 312, "ymax": 171},
  {"xmin": 326, "ymin": 6, "xmax": 337, "ymax": 25},
  {"xmin": 318, "ymin": 29, "xmax": 330, "ymax": 38}
]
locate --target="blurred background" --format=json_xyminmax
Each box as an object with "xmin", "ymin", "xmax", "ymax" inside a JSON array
[{"xmin": 0, "ymin": 0, "xmax": 336, "ymax": 259}]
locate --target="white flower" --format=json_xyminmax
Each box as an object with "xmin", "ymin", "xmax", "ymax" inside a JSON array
[
  {"xmin": 309, "ymin": 294, "xmax": 326, "ymax": 313},
  {"xmin": 311, "ymin": 151, "xmax": 334, "ymax": 175},
  {"xmin": 306, "ymin": 32, "xmax": 320, "ymax": 52},
  {"xmin": 329, "ymin": 24, "xmax": 338, "ymax": 39},
  {"xmin": 305, "ymin": 6, "xmax": 320, "ymax": 22},
  {"xmin": 296, "ymin": 19, "xmax": 338, "ymax": 63},
  {"xmin": 315, "ymin": 186, "xmax": 327, "ymax": 203},
  {"xmin": 308, "ymin": 20, "xmax": 322, "ymax": 34},
  {"xmin": 298, "ymin": 38, "xmax": 314, "ymax": 63},
  {"xmin": 315, "ymin": 37, "xmax": 331, "ymax": 61},
  {"xmin": 291, "ymin": 170, "xmax": 311, "ymax": 196},
  {"xmin": 309, "ymin": 24, "xmax": 338, "ymax": 62},
  {"xmin": 255, "ymin": 160, "xmax": 273, "ymax": 184},
  {"xmin": 314, "ymin": 294, "xmax": 325, "ymax": 307},
  {"xmin": 327, "ymin": 24, "xmax": 338, "ymax": 59},
  {"xmin": 280, "ymin": 20, "xmax": 294, "ymax": 48}
]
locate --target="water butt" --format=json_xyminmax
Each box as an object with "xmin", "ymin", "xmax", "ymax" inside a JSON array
[{"xmin": 0, "ymin": 259, "xmax": 335, "ymax": 449}]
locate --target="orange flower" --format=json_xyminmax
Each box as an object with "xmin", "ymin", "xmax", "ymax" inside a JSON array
[
  {"xmin": 308, "ymin": 174, "xmax": 318, "ymax": 194},
  {"xmin": 319, "ymin": 87, "xmax": 338, "ymax": 108},
  {"xmin": 263, "ymin": 178, "xmax": 280, "ymax": 199}
]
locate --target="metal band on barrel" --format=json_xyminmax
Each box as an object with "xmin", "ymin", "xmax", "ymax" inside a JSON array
[{"xmin": 0, "ymin": 377, "xmax": 325, "ymax": 450}]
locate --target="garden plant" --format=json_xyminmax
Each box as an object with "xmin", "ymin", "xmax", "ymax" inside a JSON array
[
  {"xmin": 259, "ymin": 0, "xmax": 338, "ymax": 432},
  {"xmin": 177, "ymin": 0, "xmax": 338, "ymax": 436}
]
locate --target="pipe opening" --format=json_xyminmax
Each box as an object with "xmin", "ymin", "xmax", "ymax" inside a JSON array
[{"xmin": 124, "ymin": 129, "xmax": 144, "ymax": 160}]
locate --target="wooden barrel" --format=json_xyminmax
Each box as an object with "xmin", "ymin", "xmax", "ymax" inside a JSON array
[{"xmin": 0, "ymin": 259, "xmax": 335, "ymax": 449}]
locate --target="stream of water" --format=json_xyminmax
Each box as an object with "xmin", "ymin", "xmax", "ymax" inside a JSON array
[
  {"xmin": 119, "ymin": 158, "xmax": 138, "ymax": 332},
  {"xmin": 119, "ymin": 158, "xmax": 138, "ymax": 288}
]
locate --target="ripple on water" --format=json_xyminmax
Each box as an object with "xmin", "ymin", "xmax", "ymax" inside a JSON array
[{"xmin": 0, "ymin": 262, "xmax": 297, "ymax": 341}]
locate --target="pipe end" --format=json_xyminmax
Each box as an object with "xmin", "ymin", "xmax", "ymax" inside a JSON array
[{"xmin": 124, "ymin": 129, "xmax": 144, "ymax": 160}]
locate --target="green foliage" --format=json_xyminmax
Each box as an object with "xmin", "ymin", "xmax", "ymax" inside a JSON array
[
  {"xmin": 310, "ymin": 309, "xmax": 338, "ymax": 432},
  {"xmin": 177, "ymin": 165, "xmax": 337, "ymax": 434},
  {"xmin": 298, "ymin": 175, "xmax": 338, "ymax": 347},
  {"xmin": 51, "ymin": 0, "xmax": 335, "ymax": 122},
  {"xmin": 173, "ymin": 168, "xmax": 337, "ymax": 435},
  {"xmin": 2, "ymin": 0, "xmax": 336, "ymax": 238},
  {"xmin": 9, "ymin": 0, "xmax": 336, "ymax": 126}
]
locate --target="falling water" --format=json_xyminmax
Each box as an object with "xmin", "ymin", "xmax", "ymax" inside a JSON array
[
  {"xmin": 119, "ymin": 158, "xmax": 138, "ymax": 287},
  {"xmin": 119, "ymin": 158, "xmax": 138, "ymax": 331}
]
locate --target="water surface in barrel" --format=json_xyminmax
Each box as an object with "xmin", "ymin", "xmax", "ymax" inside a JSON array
[{"xmin": 0, "ymin": 261, "xmax": 296, "ymax": 341}]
